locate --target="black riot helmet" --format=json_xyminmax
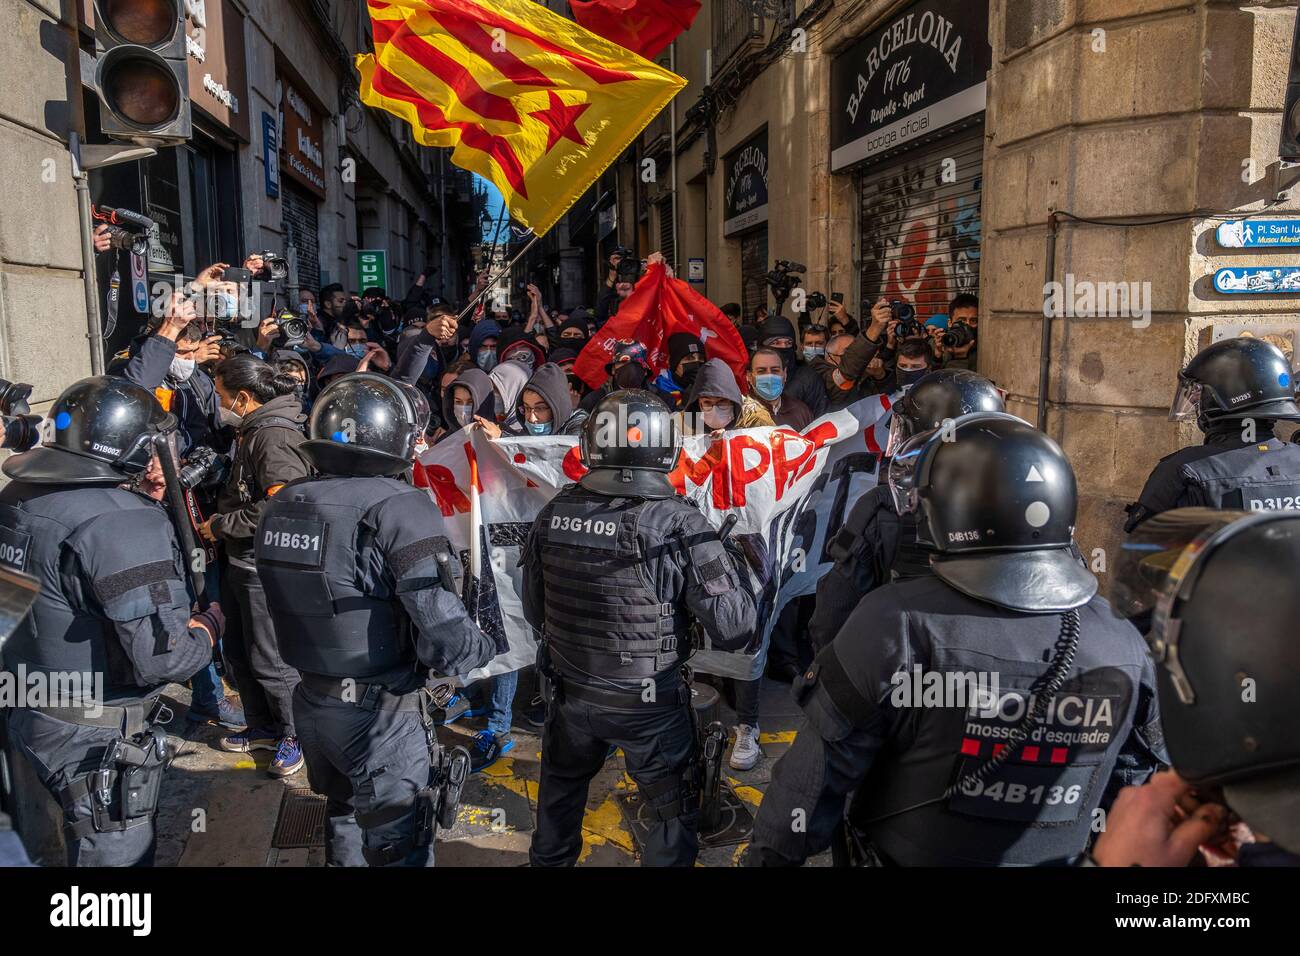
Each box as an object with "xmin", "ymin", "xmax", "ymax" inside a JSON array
[
  {"xmin": 885, "ymin": 368, "xmax": 1006, "ymax": 457},
  {"xmin": 887, "ymin": 412, "xmax": 1096, "ymax": 612},
  {"xmin": 300, "ymin": 372, "xmax": 421, "ymax": 477},
  {"xmin": 1112, "ymin": 508, "xmax": 1300, "ymax": 853},
  {"xmin": 394, "ymin": 380, "xmax": 432, "ymax": 436},
  {"xmin": 2, "ymin": 376, "xmax": 175, "ymax": 485},
  {"xmin": 579, "ymin": 388, "xmax": 681, "ymax": 499},
  {"xmin": 1170, "ymin": 337, "xmax": 1300, "ymax": 430}
]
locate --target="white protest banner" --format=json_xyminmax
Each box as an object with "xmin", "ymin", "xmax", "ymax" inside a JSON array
[{"xmin": 414, "ymin": 394, "xmax": 894, "ymax": 682}]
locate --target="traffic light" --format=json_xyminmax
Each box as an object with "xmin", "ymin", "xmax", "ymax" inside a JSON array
[
  {"xmin": 91, "ymin": 0, "xmax": 191, "ymax": 145},
  {"xmin": 1281, "ymin": 13, "xmax": 1300, "ymax": 161}
]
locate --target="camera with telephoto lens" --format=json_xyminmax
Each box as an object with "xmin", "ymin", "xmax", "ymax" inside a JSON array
[
  {"xmin": 942, "ymin": 321, "xmax": 977, "ymax": 350},
  {"xmin": 178, "ymin": 445, "xmax": 228, "ymax": 491},
  {"xmin": 805, "ymin": 291, "xmax": 827, "ymax": 312},
  {"xmin": 0, "ymin": 378, "xmax": 41, "ymax": 451},
  {"xmin": 890, "ymin": 300, "xmax": 924, "ymax": 340},
  {"xmin": 249, "ymin": 252, "xmax": 289, "ymax": 282},
  {"xmin": 766, "ymin": 260, "xmax": 806, "ymax": 307},
  {"xmin": 273, "ymin": 309, "xmax": 309, "ymax": 348}
]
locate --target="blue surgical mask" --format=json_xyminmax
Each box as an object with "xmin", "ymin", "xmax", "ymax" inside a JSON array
[
  {"xmin": 345, "ymin": 343, "xmax": 367, "ymax": 359},
  {"xmin": 524, "ymin": 420, "xmax": 553, "ymax": 436},
  {"xmin": 804, "ymin": 347, "xmax": 825, "ymax": 361},
  {"xmin": 215, "ymin": 291, "xmax": 238, "ymax": 319},
  {"xmin": 754, "ymin": 374, "xmax": 784, "ymax": 401},
  {"xmin": 477, "ymin": 349, "xmax": 498, "ymax": 372}
]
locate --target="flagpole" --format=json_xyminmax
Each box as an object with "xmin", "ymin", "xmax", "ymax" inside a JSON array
[
  {"xmin": 458, "ymin": 230, "xmax": 543, "ymax": 322},
  {"xmin": 669, "ymin": 40, "xmax": 679, "ymax": 276}
]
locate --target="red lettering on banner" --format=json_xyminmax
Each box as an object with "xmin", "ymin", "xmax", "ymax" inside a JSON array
[
  {"xmin": 419, "ymin": 463, "xmax": 471, "ymax": 517},
  {"xmin": 772, "ymin": 422, "xmax": 841, "ymax": 495},
  {"xmin": 669, "ymin": 438, "xmax": 729, "ymax": 507},
  {"xmin": 727, "ymin": 434, "xmax": 771, "ymax": 507},
  {"xmin": 561, "ymin": 445, "xmax": 587, "ymax": 482}
]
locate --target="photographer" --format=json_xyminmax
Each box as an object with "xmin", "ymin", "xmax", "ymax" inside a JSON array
[
  {"xmin": 933, "ymin": 292, "xmax": 979, "ymax": 369},
  {"xmin": 197, "ymin": 354, "xmax": 310, "ymax": 778},
  {"xmin": 111, "ymin": 290, "xmax": 227, "ymax": 458},
  {"xmin": 815, "ymin": 296, "xmax": 891, "ymax": 406},
  {"xmin": 595, "ymin": 249, "xmax": 642, "ymax": 326}
]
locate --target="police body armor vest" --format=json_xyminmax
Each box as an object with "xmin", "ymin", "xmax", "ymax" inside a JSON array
[
  {"xmin": 1181, "ymin": 438, "xmax": 1300, "ymax": 512},
  {"xmin": 847, "ymin": 598, "xmax": 1146, "ymax": 866},
  {"xmin": 539, "ymin": 492, "xmax": 690, "ymax": 684},
  {"xmin": 256, "ymin": 476, "xmax": 417, "ymax": 679},
  {"xmin": 0, "ymin": 485, "xmax": 170, "ymax": 688},
  {"xmin": 887, "ymin": 509, "xmax": 932, "ymax": 582}
]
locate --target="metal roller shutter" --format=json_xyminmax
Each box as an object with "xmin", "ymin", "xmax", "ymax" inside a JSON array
[
  {"xmin": 282, "ymin": 182, "xmax": 321, "ymax": 293},
  {"xmin": 740, "ymin": 226, "xmax": 769, "ymax": 321},
  {"xmin": 857, "ymin": 123, "xmax": 984, "ymax": 322}
]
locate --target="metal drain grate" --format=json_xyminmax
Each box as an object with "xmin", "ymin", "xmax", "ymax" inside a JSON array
[{"xmin": 271, "ymin": 788, "xmax": 327, "ymax": 849}]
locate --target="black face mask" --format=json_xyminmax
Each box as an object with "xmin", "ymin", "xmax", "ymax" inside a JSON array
[
  {"xmin": 895, "ymin": 366, "xmax": 927, "ymax": 389},
  {"xmin": 678, "ymin": 362, "xmax": 701, "ymax": 390},
  {"xmin": 614, "ymin": 365, "xmax": 647, "ymax": 390}
]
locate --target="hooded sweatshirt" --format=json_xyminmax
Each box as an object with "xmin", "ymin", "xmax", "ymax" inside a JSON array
[
  {"xmin": 496, "ymin": 325, "xmax": 546, "ymax": 369},
  {"xmin": 440, "ymin": 367, "xmax": 496, "ymax": 439},
  {"xmin": 489, "ymin": 360, "xmax": 530, "ymax": 430},
  {"xmin": 683, "ymin": 358, "xmax": 744, "ymax": 435},
  {"xmin": 468, "ymin": 319, "xmax": 503, "ymax": 370},
  {"xmin": 511, "ymin": 362, "xmax": 588, "ymax": 437}
]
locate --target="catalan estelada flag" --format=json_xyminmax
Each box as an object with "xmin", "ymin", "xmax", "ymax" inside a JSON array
[{"xmin": 356, "ymin": 0, "xmax": 686, "ymax": 236}]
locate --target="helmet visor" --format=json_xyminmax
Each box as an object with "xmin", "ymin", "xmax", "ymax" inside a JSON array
[
  {"xmin": 1169, "ymin": 378, "xmax": 1202, "ymax": 422},
  {"xmin": 884, "ymin": 411, "xmax": 914, "ymax": 459},
  {"xmin": 1110, "ymin": 508, "xmax": 1245, "ymax": 621},
  {"xmin": 886, "ymin": 432, "xmax": 930, "ymax": 514}
]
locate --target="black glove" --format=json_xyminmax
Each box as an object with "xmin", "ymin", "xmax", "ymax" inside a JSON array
[{"xmin": 192, "ymin": 603, "xmax": 226, "ymax": 643}]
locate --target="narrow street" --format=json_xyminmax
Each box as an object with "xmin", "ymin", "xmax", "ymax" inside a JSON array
[{"xmin": 153, "ymin": 677, "xmax": 824, "ymax": 867}]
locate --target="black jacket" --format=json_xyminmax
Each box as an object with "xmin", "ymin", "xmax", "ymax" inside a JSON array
[
  {"xmin": 110, "ymin": 333, "xmax": 226, "ymax": 458},
  {"xmin": 211, "ymin": 394, "xmax": 310, "ymax": 565}
]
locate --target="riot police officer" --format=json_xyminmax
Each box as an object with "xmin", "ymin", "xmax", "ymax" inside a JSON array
[
  {"xmin": 808, "ymin": 369, "xmax": 1005, "ymax": 650},
  {"xmin": 1095, "ymin": 508, "xmax": 1300, "ymax": 866},
  {"xmin": 0, "ymin": 376, "xmax": 220, "ymax": 866},
  {"xmin": 747, "ymin": 413, "xmax": 1166, "ymax": 866},
  {"xmin": 0, "ymin": 566, "xmax": 41, "ymax": 866},
  {"xmin": 522, "ymin": 389, "xmax": 756, "ymax": 867},
  {"xmin": 1126, "ymin": 337, "xmax": 1300, "ymax": 531},
  {"xmin": 255, "ymin": 372, "xmax": 496, "ymax": 867}
]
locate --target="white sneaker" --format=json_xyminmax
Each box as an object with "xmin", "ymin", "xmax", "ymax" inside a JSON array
[{"xmin": 729, "ymin": 724, "xmax": 762, "ymax": 771}]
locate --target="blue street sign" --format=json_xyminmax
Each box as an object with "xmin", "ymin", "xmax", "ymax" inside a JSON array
[
  {"xmin": 1213, "ymin": 267, "xmax": 1300, "ymax": 294},
  {"xmin": 263, "ymin": 112, "xmax": 279, "ymax": 199},
  {"xmin": 1216, "ymin": 219, "xmax": 1300, "ymax": 248}
]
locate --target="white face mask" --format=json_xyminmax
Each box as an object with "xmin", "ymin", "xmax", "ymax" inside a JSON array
[
  {"xmin": 219, "ymin": 405, "xmax": 243, "ymax": 427},
  {"xmin": 453, "ymin": 403, "xmax": 474, "ymax": 427},
  {"xmin": 701, "ymin": 405, "xmax": 734, "ymax": 431},
  {"xmin": 169, "ymin": 355, "xmax": 196, "ymax": 382}
]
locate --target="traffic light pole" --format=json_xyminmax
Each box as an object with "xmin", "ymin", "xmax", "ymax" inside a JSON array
[
  {"xmin": 69, "ymin": 134, "xmax": 156, "ymax": 378},
  {"xmin": 71, "ymin": 134, "xmax": 106, "ymax": 377}
]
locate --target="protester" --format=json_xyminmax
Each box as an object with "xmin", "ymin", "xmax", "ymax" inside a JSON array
[
  {"xmin": 748, "ymin": 347, "xmax": 811, "ymax": 431},
  {"xmin": 200, "ymin": 354, "xmax": 310, "ymax": 777}
]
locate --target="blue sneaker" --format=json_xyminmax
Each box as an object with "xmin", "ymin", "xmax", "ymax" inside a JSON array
[
  {"xmin": 269, "ymin": 736, "xmax": 305, "ymax": 777},
  {"xmin": 437, "ymin": 693, "xmax": 487, "ymax": 726},
  {"xmin": 220, "ymin": 727, "xmax": 278, "ymax": 753},
  {"xmin": 469, "ymin": 730, "xmax": 515, "ymax": 773},
  {"xmin": 187, "ymin": 696, "xmax": 245, "ymax": 730}
]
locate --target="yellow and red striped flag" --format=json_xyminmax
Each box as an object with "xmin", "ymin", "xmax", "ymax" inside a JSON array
[{"xmin": 356, "ymin": 0, "xmax": 686, "ymax": 236}]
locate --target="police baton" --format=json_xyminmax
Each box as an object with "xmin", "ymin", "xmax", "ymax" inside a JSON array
[{"xmin": 154, "ymin": 434, "xmax": 208, "ymax": 605}]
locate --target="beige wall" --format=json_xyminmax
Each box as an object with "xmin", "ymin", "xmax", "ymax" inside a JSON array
[{"xmin": 981, "ymin": 0, "xmax": 1300, "ymax": 570}]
